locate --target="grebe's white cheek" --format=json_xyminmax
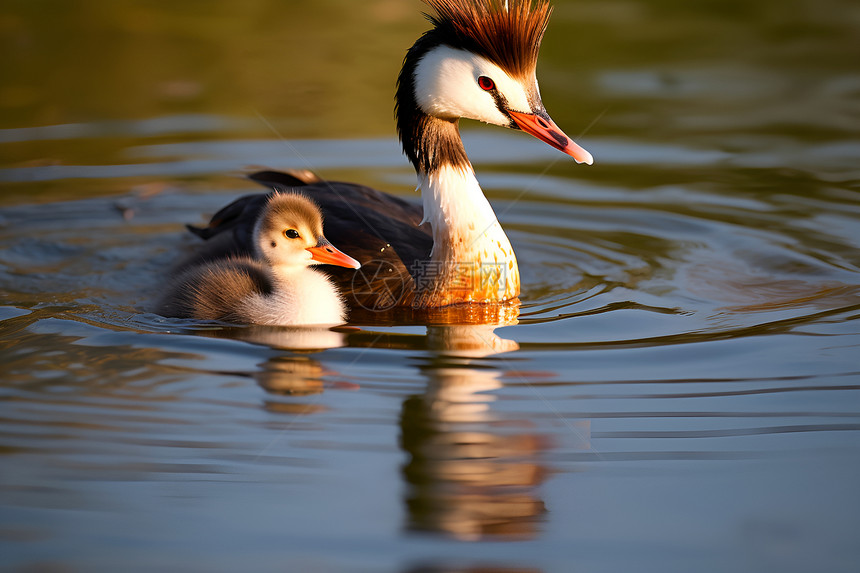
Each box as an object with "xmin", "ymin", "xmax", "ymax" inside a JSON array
[
  {"xmin": 414, "ymin": 46, "xmax": 511, "ymax": 126},
  {"xmin": 490, "ymin": 70, "xmax": 534, "ymax": 114}
]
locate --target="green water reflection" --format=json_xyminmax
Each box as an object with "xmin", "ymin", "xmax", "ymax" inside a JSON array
[{"xmin": 3, "ymin": 0, "xmax": 858, "ymax": 168}]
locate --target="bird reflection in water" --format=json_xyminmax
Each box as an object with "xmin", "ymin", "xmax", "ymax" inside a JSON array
[
  {"xmin": 211, "ymin": 314, "xmax": 555, "ymax": 541},
  {"xmin": 400, "ymin": 324, "xmax": 549, "ymax": 541},
  {"xmin": 208, "ymin": 325, "xmax": 347, "ymax": 411}
]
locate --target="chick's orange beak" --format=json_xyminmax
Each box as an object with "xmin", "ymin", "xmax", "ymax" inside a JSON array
[
  {"xmin": 508, "ymin": 110, "xmax": 593, "ymax": 165},
  {"xmin": 307, "ymin": 239, "xmax": 361, "ymax": 269}
]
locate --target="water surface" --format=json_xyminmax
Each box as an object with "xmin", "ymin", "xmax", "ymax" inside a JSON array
[{"xmin": 2, "ymin": 1, "xmax": 859, "ymax": 571}]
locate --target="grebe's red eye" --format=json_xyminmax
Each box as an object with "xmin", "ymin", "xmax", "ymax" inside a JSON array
[{"xmin": 478, "ymin": 76, "xmax": 495, "ymax": 91}]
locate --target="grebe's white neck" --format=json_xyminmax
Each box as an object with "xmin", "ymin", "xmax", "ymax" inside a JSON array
[{"xmin": 415, "ymin": 163, "xmax": 520, "ymax": 306}]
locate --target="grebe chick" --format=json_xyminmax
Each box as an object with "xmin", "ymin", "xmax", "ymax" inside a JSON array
[{"xmin": 158, "ymin": 193, "xmax": 360, "ymax": 325}]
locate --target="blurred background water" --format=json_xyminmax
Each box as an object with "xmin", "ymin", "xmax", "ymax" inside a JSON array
[{"xmin": 1, "ymin": 1, "xmax": 859, "ymax": 571}]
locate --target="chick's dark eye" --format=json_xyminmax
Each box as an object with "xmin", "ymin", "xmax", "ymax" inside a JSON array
[
  {"xmin": 478, "ymin": 76, "xmax": 495, "ymax": 91},
  {"xmin": 284, "ymin": 229, "xmax": 300, "ymax": 239}
]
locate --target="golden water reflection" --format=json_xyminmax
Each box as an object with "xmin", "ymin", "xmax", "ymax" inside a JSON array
[{"xmin": 400, "ymin": 325, "xmax": 549, "ymax": 540}]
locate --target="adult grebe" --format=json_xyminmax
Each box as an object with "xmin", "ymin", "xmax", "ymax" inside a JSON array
[
  {"xmin": 159, "ymin": 193, "xmax": 360, "ymax": 325},
  {"xmin": 186, "ymin": 0, "xmax": 591, "ymax": 311}
]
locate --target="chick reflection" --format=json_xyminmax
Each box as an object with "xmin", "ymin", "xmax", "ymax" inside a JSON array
[
  {"xmin": 256, "ymin": 355, "xmax": 324, "ymax": 395},
  {"xmin": 400, "ymin": 325, "xmax": 548, "ymax": 541},
  {"xmin": 218, "ymin": 324, "xmax": 347, "ymax": 352},
  {"xmin": 212, "ymin": 325, "xmax": 347, "ymax": 411}
]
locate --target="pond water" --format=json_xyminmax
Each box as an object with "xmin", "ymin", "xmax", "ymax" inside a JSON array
[{"xmin": 2, "ymin": 0, "xmax": 859, "ymax": 571}]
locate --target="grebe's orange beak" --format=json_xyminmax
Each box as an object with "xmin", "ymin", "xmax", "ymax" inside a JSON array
[{"xmin": 508, "ymin": 110, "xmax": 593, "ymax": 165}]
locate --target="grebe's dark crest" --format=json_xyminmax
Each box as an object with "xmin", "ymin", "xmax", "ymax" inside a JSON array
[{"xmin": 424, "ymin": 0, "xmax": 552, "ymax": 81}]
